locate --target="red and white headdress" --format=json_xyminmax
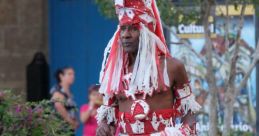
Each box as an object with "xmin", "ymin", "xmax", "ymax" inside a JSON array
[{"xmin": 99, "ymin": 0, "xmax": 171, "ymax": 100}]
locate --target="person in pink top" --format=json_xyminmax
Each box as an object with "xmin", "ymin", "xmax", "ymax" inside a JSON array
[{"xmin": 80, "ymin": 84, "xmax": 102, "ymax": 136}]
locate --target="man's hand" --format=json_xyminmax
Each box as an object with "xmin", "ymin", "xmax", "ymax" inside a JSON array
[{"xmin": 96, "ymin": 122, "xmax": 116, "ymax": 136}]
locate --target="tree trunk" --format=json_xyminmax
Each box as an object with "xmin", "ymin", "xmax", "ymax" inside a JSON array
[
  {"xmin": 222, "ymin": 3, "xmax": 246, "ymax": 136},
  {"xmin": 208, "ymin": 87, "xmax": 218, "ymax": 135},
  {"xmin": 202, "ymin": 1, "xmax": 218, "ymax": 135},
  {"xmin": 223, "ymin": 87, "xmax": 235, "ymax": 135}
]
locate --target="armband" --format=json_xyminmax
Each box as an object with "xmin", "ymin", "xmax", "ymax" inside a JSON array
[{"xmin": 174, "ymin": 83, "xmax": 201, "ymax": 116}]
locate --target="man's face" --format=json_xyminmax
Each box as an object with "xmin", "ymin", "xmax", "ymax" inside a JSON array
[{"xmin": 120, "ymin": 24, "xmax": 140, "ymax": 53}]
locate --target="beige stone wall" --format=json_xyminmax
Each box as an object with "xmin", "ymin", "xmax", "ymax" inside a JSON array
[{"xmin": 0, "ymin": 0, "xmax": 48, "ymax": 97}]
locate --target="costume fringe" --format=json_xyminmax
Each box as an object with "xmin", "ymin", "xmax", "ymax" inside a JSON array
[
  {"xmin": 96, "ymin": 105, "xmax": 117, "ymax": 125},
  {"xmin": 175, "ymin": 84, "xmax": 201, "ymax": 116},
  {"xmin": 126, "ymin": 23, "xmax": 170, "ymax": 99},
  {"xmin": 99, "ymin": 23, "xmax": 170, "ymax": 98},
  {"xmin": 178, "ymin": 94, "xmax": 201, "ymax": 116},
  {"xmin": 162, "ymin": 124, "xmax": 184, "ymax": 136},
  {"xmin": 99, "ymin": 26, "xmax": 120, "ymax": 84}
]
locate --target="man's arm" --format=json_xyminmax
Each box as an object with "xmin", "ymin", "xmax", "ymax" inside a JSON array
[
  {"xmin": 96, "ymin": 95, "xmax": 118, "ymax": 136},
  {"xmin": 169, "ymin": 57, "xmax": 201, "ymax": 134}
]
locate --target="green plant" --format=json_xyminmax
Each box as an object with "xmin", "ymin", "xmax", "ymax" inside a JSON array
[
  {"xmin": 0, "ymin": 90, "xmax": 73, "ymax": 136},
  {"xmin": 94, "ymin": 0, "xmax": 202, "ymax": 26}
]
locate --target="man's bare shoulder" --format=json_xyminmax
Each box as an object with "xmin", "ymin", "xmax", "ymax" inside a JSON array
[
  {"xmin": 160, "ymin": 56, "xmax": 188, "ymax": 85},
  {"xmin": 160, "ymin": 56, "xmax": 186, "ymax": 73}
]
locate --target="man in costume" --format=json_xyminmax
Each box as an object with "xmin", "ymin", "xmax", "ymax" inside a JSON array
[{"xmin": 96, "ymin": 0, "xmax": 201, "ymax": 135}]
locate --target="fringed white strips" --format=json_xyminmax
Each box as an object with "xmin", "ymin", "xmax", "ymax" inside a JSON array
[
  {"xmin": 99, "ymin": 60, "xmax": 112, "ymax": 95},
  {"xmin": 111, "ymin": 44, "xmax": 123, "ymax": 93},
  {"xmin": 96, "ymin": 105, "xmax": 117, "ymax": 125},
  {"xmin": 178, "ymin": 94, "xmax": 201, "ymax": 116},
  {"xmin": 142, "ymin": 24, "xmax": 170, "ymax": 87},
  {"xmin": 176, "ymin": 85, "xmax": 201, "ymax": 116},
  {"xmin": 127, "ymin": 26, "xmax": 142, "ymax": 98},
  {"xmin": 150, "ymin": 30, "xmax": 158, "ymax": 92},
  {"xmin": 99, "ymin": 26, "xmax": 120, "ymax": 84},
  {"xmin": 146, "ymin": 29, "xmax": 167, "ymax": 54},
  {"xmin": 96, "ymin": 94, "xmax": 117, "ymax": 124},
  {"xmin": 163, "ymin": 58, "xmax": 170, "ymax": 86},
  {"xmin": 141, "ymin": 27, "xmax": 152, "ymax": 95},
  {"xmin": 162, "ymin": 124, "xmax": 184, "ymax": 136},
  {"xmin": 137, "ymin": 25, "xmax": 153, "ymax": 91},
  {"xmin": 147, "ymin": 25, "xmax": 158, "ymax": 96},
  {"xmin": 135, "ymin": 27, "xmax": 147, "ymax": 91},
  {"xmin": 100, "ymin": 23, "xmax": 170, "ymax": 97},
  {"xmin": 128, "ymin": 23, "xmax": 160, "ymax": 98},
  {"xmin": 102, "ymin": 94, "xmax": 113, "ymax": 106},
  {"xmin": 129, "ymin": 35, "xmax": 141, "ymax": 87}
]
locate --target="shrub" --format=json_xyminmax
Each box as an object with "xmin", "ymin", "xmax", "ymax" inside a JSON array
[{"xmin": 0, "ymin": 90, "xmax": 73, "ymax": 136}]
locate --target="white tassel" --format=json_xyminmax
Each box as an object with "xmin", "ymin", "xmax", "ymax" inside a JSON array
[
  {"xmin": 148, "ymin": 30, "xmax": 167, "ymax": 54},
  {"xmin": 99, "ymin": 60, "xmax": 112, "ymax": 94},
  {"xmin": 127, "ymin": 23, "xmax": 170, "ymax": 97},
  {"xmin": 178, "ymin": 94, "xmax": 201, "ymax": 116},
  {"xmin": 99, "ymin": 26, "xmax": 120, "ymax": 84},
  {"xmin": 100, "ymin": 23, "xmax": 170, "ymax": 97},
  {"xmin": 96, "ymin": 105, "xmax": 117, "ymax": 125},
  {"xmin": 111, "ymin": 44, "xmax": 123, "ymax": 93},
  {"xmin": 163, "ymin": 58, "xmax": 170, "ymax": 86},
  {"xmin": 162, "ymin": 124, "xmax": 184, "ymax": 136},
  {"xmin": 129, "ymin": 23, "xmax": 159, "ymax": 97},
  {"xmin": 99, "ymin": 26, "xmax": 124, "ymax": 96},
  {"xmin": 176, "ymin": 85, "xmax": 201, "ymax": 116}
]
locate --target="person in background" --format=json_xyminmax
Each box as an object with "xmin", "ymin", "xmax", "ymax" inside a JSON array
[
  {"xmin": 80, "ymin": 84, "xmax": 102, "ymax": 136},
  {"xmin": 50, "ymin": 67, "xmax": 79, "ymax": 134}
]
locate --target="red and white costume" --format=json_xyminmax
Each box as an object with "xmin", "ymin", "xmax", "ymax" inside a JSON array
[{"xmin": 97, "ymin": 0, "xmax": 201, "ymax": 135}]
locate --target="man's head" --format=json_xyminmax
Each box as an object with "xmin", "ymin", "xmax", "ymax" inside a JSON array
[
  {"xmin": 99, "ymin": 0, "xmax": 170, "ymax": 95},
  {"xmin": 120, "ymin": 24, "xmax": 140, "ymax": 54}
]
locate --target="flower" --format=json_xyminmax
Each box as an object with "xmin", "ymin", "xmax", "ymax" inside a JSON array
[
  {"xmin": 0, "ymin": 91, "xmax": 4, "ymax": 101},
  {"xmin": 34, "ymin": 107, "xmax": 43, "ymax": 117},
  {"xmin": 15, "ymin": 105, "xmax": 21, "ymax": 113},
  {"xmin": 1, "ymin": 90, "xmax": 74, "ymax": 135}
]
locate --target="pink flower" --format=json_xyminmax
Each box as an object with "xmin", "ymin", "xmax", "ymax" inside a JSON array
[
  {"xmin": 15, "ymin": 105, "xmax": 21, "ymax": 113},
  {"xmin": 35, "ymin": 107, "xmax": 43, "ymax": 116},
  {"xmin": 0, "ymin": 91, "xmax": 4, "ymax": 100},
  {"xmin": 27, "ymin": 108, "xmax": 32, "ymax": 113}
]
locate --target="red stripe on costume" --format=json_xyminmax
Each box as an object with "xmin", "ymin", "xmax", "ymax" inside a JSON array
[
  {"xmin": 151, "ymin": 0, "xmax": 165, "ymax": 45},
  {"xmin": 102, "ymin": 31, "xmax": 120, "ymax": 95}
]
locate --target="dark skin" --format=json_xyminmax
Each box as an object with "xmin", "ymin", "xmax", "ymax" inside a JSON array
[{"xmin": 96, "ymin": 24, "xmax": 195, "ymax": 136}]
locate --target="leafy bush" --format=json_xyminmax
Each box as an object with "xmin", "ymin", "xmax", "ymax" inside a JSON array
[{"xmin": 0, "ymin": 90, "xmax": 73, "ymax": 136}]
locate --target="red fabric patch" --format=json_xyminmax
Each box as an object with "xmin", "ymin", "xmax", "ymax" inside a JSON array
[{"xmin": 133, "ymin": 103, "xmax": 145, "ymax": 115}]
